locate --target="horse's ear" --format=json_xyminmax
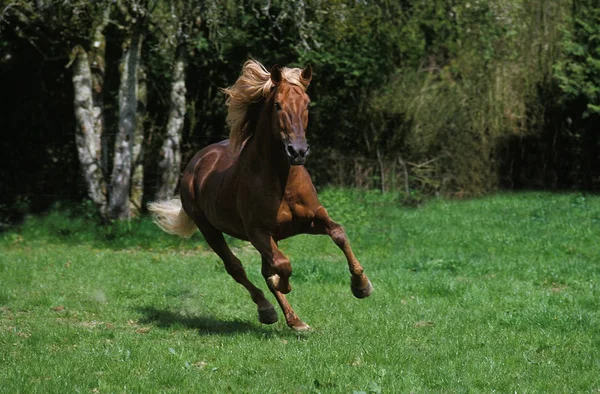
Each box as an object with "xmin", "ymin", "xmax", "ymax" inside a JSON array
[
  {"xmin": 301, "ymin": 64, "xmax": 312, "ymax": 84},
  {"xmin": 270, "ymin": 64, "xmax": 282, "ymax": 86}
]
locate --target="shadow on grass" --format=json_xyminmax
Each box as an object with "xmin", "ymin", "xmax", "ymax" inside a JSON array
[{"xmin": 136, "ymin": 306, "xmax": 274, "ymax": 336}]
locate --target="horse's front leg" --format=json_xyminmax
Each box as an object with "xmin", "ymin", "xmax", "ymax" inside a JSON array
[
  {"xmin": 261, "ymin": 256, "xmax": 310, "ymax": 331},
  {"xmin": 311, "ymin": 207, "xmax": 374, "ymax": 298},
  {"xmin": 248, "ymin": 230, "xmax": 292, "ymax": 294},
  {"xmin": 248, "ymin": 230, "xmax": 310, "ymax": 331}
]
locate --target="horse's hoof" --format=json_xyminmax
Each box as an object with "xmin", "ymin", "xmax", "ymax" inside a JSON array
[
  {"xmin": 258, "ymin": 306, "xmax": 278, "ymax": 324},
  {"xmin": 289, "ymin": 321, "xmax": 311, "ymax": 332},
  {"xmin": 351, "ymin": 279, "xmax": 373, "ymax": 299}
]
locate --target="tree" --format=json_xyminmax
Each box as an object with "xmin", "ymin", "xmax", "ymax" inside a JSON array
[
  {"xmin": 153, "ymin": 0, "xmax": 198, "ymax": 201},
  {"xmin": 3, "ymin": 0, "xmax": 151, "ymax": 220},
  {"xmin": 106, "ymin": 0, "xmax": 148, "ymax": 220},
  {"xmin": 70, "ymin": 3, "xmax": 112, "ymax": 217},
  {"xmin": 2, "ymin": 1, "xmax": 115, "ymax": 215}
]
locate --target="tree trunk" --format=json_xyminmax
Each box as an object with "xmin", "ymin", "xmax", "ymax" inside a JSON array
[
  {"xmin": 376, "ymin": 147, "xmax": 385, "ymax": 193},
  {"xmin": 72, "ymin": 47, "xmax": 107, "ymax": 215},
  {"xmin": 398, "ymin": 154, "xmax": 410, "ymax": 195},
  {"xmin": 71, "ymin": 7, "xmax": 110, "ymax": 217},
  {"xmin": 91, "ymin": 7, "xmax": 111, "ymax": 178},
  {"xmin": 130, "ymin": 64, "xmax": 147, "ymax": 215},
  {"xmin": 155, "ymin": 45, "xmax": 187, "ymax": 200},
  {"xmin": 108, "ymin": 28, "xmax": 143, "ymax": 220}
]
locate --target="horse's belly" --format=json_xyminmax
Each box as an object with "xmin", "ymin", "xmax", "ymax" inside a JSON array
[
  {"xmin": 204, "ymin": 198, "xmax": 248, "ymax": 240},
  {"xmin": 197, "ymin": 174, "xmax": 249, "ymax": 239}
]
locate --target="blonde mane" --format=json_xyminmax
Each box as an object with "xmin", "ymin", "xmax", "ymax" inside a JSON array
[{"xmin": 222, "ymin": 60, "xmax": 310, "ymax": 152}]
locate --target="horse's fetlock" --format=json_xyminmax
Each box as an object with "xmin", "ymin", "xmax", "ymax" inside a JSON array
[
  {"xmin": 267, "ymin": 274, "xmax": 280, "ymax": 289},
  {"xmin": 352, "ymin": 268, "xmax": 365, "ymax": 277},
  {"xmin": 252, "ymin": 290, "xmax": 268, "ymax": 305}
]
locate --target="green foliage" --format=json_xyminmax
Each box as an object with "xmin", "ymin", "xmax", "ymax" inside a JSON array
[
  {"xmin": 1, "ymin": 0, "xmax": 599, "ymax": 217},
  {"xmin": 555, "ymin": 0, "xmax": 600, "ymax": 116},
  {"xmin": 503, "ymin": 0, "xmax": 600, "ymax": 191},
  {"xmin": 1, "ymin": 191, "xmax": 600, "ymax": 392},
  {"xmin": 366, "ymin": 0, "xmax": 572, "ymax": 195}
]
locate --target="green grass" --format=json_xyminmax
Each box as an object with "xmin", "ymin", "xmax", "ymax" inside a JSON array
[{"xmin": 1, "ymin": 190, "xmax": 599, "ymax": 393}]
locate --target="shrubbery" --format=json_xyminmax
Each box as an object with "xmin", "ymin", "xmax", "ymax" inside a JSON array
[{"xmin": 0, "ymin": 0, "xmax": 597, "ymax": 219}]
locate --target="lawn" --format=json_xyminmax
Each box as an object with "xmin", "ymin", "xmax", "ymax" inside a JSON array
[{"xmin": 1, "ymin": 190, "xmax": 599, "ymax": 393}]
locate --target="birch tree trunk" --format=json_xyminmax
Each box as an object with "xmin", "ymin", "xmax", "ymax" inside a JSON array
[
  {"xmin": 155, "ymin": 46, "xmax": 187, "ymax": 201},
  {"xmin": 71, "ymin": 7, "xmax": 110, "ymax": 217},
  {"xmin": 130, "ymin": 65, "xmax": 147, "ymax": 215},
  {"xmin": 72, "ymin": 47, "xmax": 107, "ymax": 216},
  {"xmin": 107, "ymin": 28, "xmax": 143, "ymax": 220},
  {"xmin": 91, "ymin": 7, "xmax": 111, "ymax": 178}
]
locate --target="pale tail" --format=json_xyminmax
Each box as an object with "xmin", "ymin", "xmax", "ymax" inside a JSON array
[{"xmin": 147, "ymin": 198, "xmax": 197, "ymax": 238}]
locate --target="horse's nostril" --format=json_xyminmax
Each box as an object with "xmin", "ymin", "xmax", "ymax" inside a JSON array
[{"xmin": 287, "ymin": 145, "xmax": 297, "ymax": 157}]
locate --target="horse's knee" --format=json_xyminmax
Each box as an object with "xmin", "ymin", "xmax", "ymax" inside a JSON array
[{"xmin": 273, "ymin": 255, "xmax": 292, "ymax": 278}]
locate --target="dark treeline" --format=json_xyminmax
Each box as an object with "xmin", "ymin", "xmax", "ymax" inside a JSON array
[{"xmin": 0, "ymin": 0, "xmax": 598, "ymax": 223}]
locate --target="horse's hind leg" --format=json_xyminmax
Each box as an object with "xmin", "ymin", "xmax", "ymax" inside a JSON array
[
  {"xmin": 196, "ymin": 221, "xmax": 278, "ymax": 325},
  {"xmin": 310, "ymin": 207, "xmax": 373, "ymax": 299}
]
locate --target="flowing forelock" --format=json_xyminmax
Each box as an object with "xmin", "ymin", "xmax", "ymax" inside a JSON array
[{"xmin": 222, "ymin": 60, "xmax": 310, "ymax": 152}]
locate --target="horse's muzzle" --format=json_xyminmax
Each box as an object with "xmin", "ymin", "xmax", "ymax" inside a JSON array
[{"xmin": 286, "ymin": 142, "xmax": 310, "ymax": 166}]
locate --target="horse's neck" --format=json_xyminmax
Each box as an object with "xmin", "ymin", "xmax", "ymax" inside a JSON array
[{"xmin": 240, "ymin": 108, "xmax": 292, "ymax": 188}]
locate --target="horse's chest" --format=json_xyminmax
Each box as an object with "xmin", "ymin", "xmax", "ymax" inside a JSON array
[{"xmin": 274, "ymin": 192, "xmax": 315, "ymax": 234}]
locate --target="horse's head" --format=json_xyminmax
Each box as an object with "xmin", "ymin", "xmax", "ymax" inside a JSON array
[{"xmin": 269, "ymin": 64, "xmax": 312, "ymax": 166}]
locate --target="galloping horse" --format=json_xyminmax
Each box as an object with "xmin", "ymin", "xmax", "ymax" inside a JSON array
[{"xmin": 148, "ymin": 60, "xmax": 372, "ymax": 331}]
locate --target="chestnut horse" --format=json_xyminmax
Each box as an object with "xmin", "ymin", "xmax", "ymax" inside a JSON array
[{"xmin": 148, "ymin": 60, "xmax": 372, "ymax": 331}]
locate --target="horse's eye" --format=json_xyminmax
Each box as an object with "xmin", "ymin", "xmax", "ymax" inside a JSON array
[{"xmin": 274, "ymin": 102, "xmax": 282, "ymax": 111}]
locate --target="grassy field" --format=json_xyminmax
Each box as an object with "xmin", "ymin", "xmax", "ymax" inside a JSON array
[{"xmin": 1, "ymin": 190, "xmax": 599, "ymax": 393}]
